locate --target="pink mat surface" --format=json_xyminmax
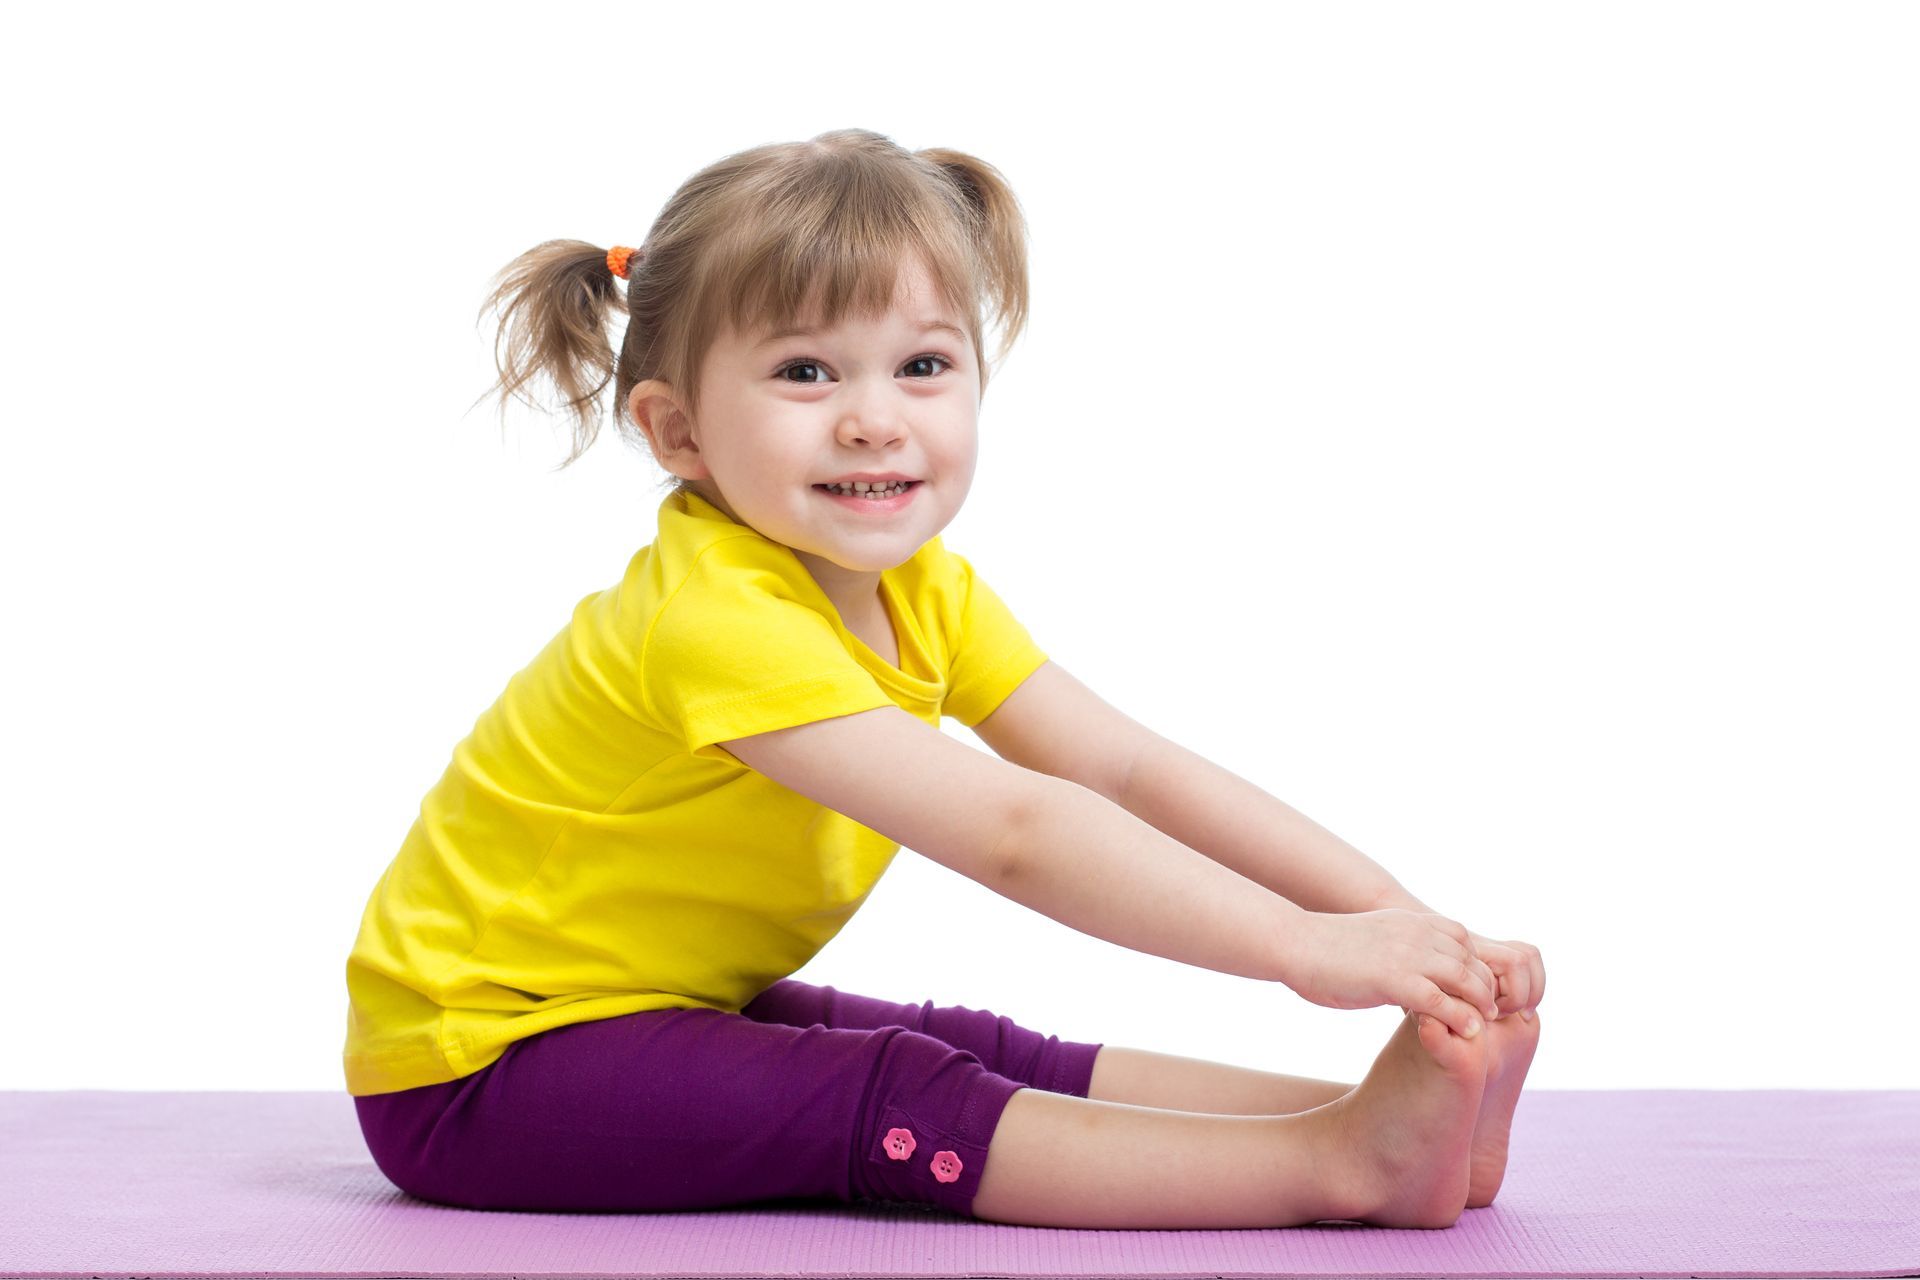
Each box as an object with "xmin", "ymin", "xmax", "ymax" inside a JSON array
[{"xmin": 1, "ymin": 1089, "xmax": 1915, "ymax": 1279}]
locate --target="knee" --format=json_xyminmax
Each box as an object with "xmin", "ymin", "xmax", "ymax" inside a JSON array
[{"xmin": 740, "ymin": 977, "xmax": 831, "ymax": 1025}]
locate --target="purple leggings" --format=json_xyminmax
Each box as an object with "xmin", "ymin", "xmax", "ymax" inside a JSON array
[{"xmin": 353, "ymin": 978, "xmax": 1104, "ymax": 1219}]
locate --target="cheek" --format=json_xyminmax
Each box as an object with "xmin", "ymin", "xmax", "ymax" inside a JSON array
[
  {"xmin": 939, "ymin": 436, "xmax": 981, "ymax": 475},
  {"xmin": 716, "ymin": 432, "xmax": 797, "ymax": 481}
]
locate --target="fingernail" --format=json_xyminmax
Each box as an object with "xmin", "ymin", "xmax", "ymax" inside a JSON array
[
  {"xmin": 1520, "ymin": 1009, "xmax": 1534, "ymax": 1022},
  {"xmin": 1465, "ymin": 1017, "xmax": 1481, "ymax": 1036}
]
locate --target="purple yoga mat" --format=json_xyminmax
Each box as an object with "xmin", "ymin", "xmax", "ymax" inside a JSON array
[{"xmin": 1, "ymin": 1089, "xmax": 1915, "ymax": 1278}]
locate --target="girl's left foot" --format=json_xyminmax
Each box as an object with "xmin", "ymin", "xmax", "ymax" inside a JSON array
[{"xmin": 1465, "ymin": 1008, "xmax": 1541, "ymax": 1208}]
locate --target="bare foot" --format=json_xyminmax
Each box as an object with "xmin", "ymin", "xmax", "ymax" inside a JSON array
[
  {"xmin": 1323, "ymin": 1011, "xmax": 1489, "ymax": 1228},
  {"xmin": 1464, "ymin": 1009, "xmax": 1542, "ymax": 1207}
]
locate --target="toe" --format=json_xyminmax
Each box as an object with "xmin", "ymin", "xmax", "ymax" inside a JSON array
[
  {"xmin": 1415, "ymin": 1012, "xmax": 1491, "ymax": 1080},
  {"xmin": 1507, "ymin": 1008, "xmax": 1543, "ymax": 1047}
]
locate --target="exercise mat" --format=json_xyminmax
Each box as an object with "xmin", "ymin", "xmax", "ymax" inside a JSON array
[{"xmin": 2, "ymin": 1089, "xmax": 1914, "ymax": 1278}]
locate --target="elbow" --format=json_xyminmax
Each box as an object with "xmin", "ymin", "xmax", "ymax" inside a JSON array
[{"xmin": 993, "ymin": 769, "xmax": 1093, "ymax": 887}]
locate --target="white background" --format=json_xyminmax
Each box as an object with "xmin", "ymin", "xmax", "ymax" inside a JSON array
[{"xmin": 4, "ymin": 1, "xmax": 1913, "ymax": 1093}]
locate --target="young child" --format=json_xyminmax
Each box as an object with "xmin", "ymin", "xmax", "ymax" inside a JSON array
[{"xmin": 344, "ymin": 127, "xmax": 1543, "ymax": 1231}]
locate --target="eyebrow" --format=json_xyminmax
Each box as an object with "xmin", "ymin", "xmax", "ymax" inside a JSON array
[{"xmin": 756, "ymin": 319, "xmax": 968, "ymax": 347}]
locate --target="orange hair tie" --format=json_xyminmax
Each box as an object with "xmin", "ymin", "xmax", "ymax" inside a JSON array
[{"xmin": 606, "ymin": 244, "xmax": 641, "ymax": 279}]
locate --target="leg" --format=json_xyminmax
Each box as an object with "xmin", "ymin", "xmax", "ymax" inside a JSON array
[
  {"xmin": 1085, "ymin": 1017, "xmax": 1543, "ymax": 1212},
  {"xmin": 736, "ymin": 980, "xmax": 1357, "ymax": 1226},
  {"xmin": 1086, "ymin": 1046, "xmax": 1352, "ymax": 1116},
  {"xmin": 743, "ymin": 978, "xmax": 1103, "ymax": 1097},
  {"xmin": 355, "ymin": 1003, "xmax": 1045, "ymax": 1216},
  {"xmin": 974, "ymin": 1010, "xmax": 1491, "ymax": 1230},
  {"xmin": 972, "ymin": 1091, "xmax": 1358, "ymax": 1229}
]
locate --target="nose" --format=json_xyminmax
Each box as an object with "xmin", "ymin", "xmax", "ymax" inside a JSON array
[{"xmin": 835, "ymin": 383, "xmax": 910, "ymax": 449}]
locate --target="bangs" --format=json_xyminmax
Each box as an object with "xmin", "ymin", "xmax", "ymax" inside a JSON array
[{"xmin": 699, "ymin": 165, "xmax": 984, "ymax": 354}]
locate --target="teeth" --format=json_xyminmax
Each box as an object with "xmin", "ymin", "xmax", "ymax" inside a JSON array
[{"xmin": 823, "ymin": 480, "xmax": 911, "ymax": 498}]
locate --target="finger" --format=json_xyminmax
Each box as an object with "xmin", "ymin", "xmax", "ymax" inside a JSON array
[
  {"xmin": 1498, "ymin": 942, "xmax": 1538, "ymax": 1015},
  {"xmin": 1494, "ymin": 942, "xmax": 1544, "ymax": 1020},
  {"xmin": 1485, "ymin": 968, "xmax": 1510, "ymax": 1018},
  {"xmin": 1451, "ymin": 993, "xmax": 1488, "ymax": 1039},
  {"xmin": 1475, "ymin": 957, "xmax": 1502, "ymax": 1015},
  {"xmin": 1452, "ymin": 944, "xmax": 1501, "ymax": 1019},
  {"xmin": 1423, "ymin": 980, "xmax": 1485, "ymax": 1040}
]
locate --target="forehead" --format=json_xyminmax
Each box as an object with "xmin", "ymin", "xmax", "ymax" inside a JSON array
[
  {"xmin": 743, "ymin": 253, "xmax": 966, "ymax": 343},
  {"xmin": 754, "ymin": 314, "xmax": 968, "ymax": 347}
]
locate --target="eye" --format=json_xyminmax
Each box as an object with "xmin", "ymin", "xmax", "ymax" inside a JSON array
[
  {"xmin": 775, "ymin": 354, "xmax": 955, "ymax": 384},
  {"xmin": 776, "ymin": 360, "xmax": 828, "ymax": 384},
  {"xmin": 901, "ymin": 353, "xmax": 952, "ymax": 379}
]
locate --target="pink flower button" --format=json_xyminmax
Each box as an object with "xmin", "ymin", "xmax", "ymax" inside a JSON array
[
  {"xmin": 929, "ymin": 1150, "xmax": 964, "ymax": 1183},
  {"xmin": 882, "ymin": 1127, "xmax": 917, "ymax": 1161}
]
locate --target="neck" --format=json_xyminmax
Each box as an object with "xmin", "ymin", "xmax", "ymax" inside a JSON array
[{"xmin": 790, "ymin": 549, "xmax": 885, "ymax": 621}]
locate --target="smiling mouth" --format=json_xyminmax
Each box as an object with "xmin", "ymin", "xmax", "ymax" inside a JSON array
[{"xmin": 812, "ymin": 481, "xmax": 921, "ymax": 499}]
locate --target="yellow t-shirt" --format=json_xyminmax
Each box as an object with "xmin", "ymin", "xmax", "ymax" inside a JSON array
[{"xmin": 342, "ymin": 489, "xmax": 1048, "ymax": 1097}]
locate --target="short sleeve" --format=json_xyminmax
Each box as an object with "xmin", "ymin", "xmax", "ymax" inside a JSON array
[
  {"xmin": 940, "ymin": 550, "xmax": 1049, "ymax": 727},
  {"xmin": 641, "ymin": 539, "xmax": 896, "ymax": 763}
]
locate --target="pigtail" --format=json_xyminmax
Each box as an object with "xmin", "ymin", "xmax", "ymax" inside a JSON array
[
  {"xmin": 472, "ymin": 239, "xmax": 629, "ymax": 470},
  {"xmin": 916, "ymin": 149, "xmax": 1031, "ymax": 382}
]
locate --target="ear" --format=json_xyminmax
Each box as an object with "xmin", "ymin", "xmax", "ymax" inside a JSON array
[{"xmin": 626, "ymin": 379, "xmax": 711, "ymax": 482}]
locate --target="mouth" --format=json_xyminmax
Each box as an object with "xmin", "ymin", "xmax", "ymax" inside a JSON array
[{"xmin": 812, "ymin": 479, "xmax": 922, "ymax": 511}]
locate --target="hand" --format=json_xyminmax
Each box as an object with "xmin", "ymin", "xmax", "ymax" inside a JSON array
[
  {"xmin": 1464, "ymin": 930, "xmax": 1545, "ymax": 1020},
  {"xmin": 1285, "ymin": 908, "xmax": 1502, "ymax": 1039}
]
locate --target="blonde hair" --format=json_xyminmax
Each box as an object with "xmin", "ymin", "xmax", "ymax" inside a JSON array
[{"xmin": 474, "ymin": 128, "xmax": 1032, "ymax": 490}]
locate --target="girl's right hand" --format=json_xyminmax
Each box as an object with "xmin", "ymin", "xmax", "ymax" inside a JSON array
[{"xmin": 1285, "ymin": 909, "xmax": 1501, "ymax": 1039}]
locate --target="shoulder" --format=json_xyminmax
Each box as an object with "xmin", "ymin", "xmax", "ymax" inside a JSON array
[
  {"xmin": 669, "ymin": 531, "xmax": 809, "ymax": 604},
  {"xmin": 641, "ymin": 487, "xmax": 821, "ymax": 608},
  {"xmin": 626, "ymin": 508, "xmax": 852, "ymax": 705},
  {"xmin": 642, "ymin": 491, "xmax": 827, "ymax": 625},
  {"xmin": 641, "ymin": 533, "xmax": 838, "ymax": 668}
]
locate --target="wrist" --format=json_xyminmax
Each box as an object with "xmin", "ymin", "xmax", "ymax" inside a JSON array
[
  {"xmin": 1369, "ymin": 884, "xmax": 1433, "ymax": 914},
  {"xmin": 1272, "ymin": 898, "xmax": 1319, "ymax": 984}
]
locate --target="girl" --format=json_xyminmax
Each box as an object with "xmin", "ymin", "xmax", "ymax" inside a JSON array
[{"xmin": 345, "ymin": 127, "xmax": 1545, "ymax": 1231}]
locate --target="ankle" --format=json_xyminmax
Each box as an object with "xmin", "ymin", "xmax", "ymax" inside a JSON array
[{"xmin": 1309, "ymin": 1098, "xmax": 1380, "ymax": 1223}]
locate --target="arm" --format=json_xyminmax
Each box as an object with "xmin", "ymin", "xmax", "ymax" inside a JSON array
[
  {"xmin": 1109, "ymin": 738, "xmax": 1543, "ymax": 1017},
  {"xmin": 1114, "ymin": 733, "xmax": 1434, "ymax": 917},
  {"xmin": 969, "ymin": 674, "xmax": 1522, "ymax": 1012},
  {"xmin": 970, "ymin": 661, "xmax": 1429, "ymax": 917},
  {"xmin": 722, "ymin": 703, "xmax": 1309, "ymax": 984},
  {"xmin": 997, "ymin": 773, "xmax": 1309, "ymax": 982}
]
